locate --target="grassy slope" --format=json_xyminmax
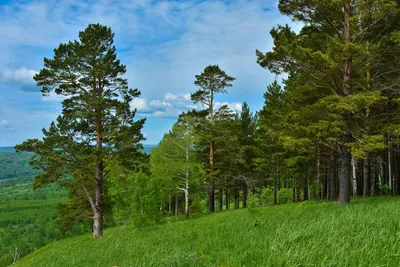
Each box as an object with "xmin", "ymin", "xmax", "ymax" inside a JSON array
[{"xmin": 16, "ymin": 197, "xmax": 400, "ymax": 267}]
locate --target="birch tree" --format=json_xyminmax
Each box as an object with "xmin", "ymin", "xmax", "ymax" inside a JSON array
[{"xmin": 150, "ymin": 115, "xmax": 203, "ymax": 217}]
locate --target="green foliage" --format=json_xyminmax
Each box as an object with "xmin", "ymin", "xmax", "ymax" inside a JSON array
[
  {"xmin": 111, "ymin": 172, "xmax": 163, "ymax": 229},
  {"xmin": 130, "ymin": 173, "xmax": 163, "ymax": 229},
  {"xmin": 278, "ymin": 188, "xmax": 293, "ymax": 204},
  {"xmin": 190, "ymin": 197, "xmax": 207, "ymax": 214},
  {"xmin": 261, "ymin": 188, "xmax": 274, "ymax": 205},
  {"xmin": 246, "ymin": 192, "xmax": 261, "ymax": 211},
  {"xmin": 191, "ymin": 65, "xmax": 235, "ymax": 107}
]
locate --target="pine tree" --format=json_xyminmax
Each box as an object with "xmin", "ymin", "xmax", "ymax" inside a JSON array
[
  {"xmin": 15, "ymin": 24, "xmax": 145, "ymax": 237},
  {"xmin": 191, "ymin": 65, "xmax": 235, "ymax": 213}
]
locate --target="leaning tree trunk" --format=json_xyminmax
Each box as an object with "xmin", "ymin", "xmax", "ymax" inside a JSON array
[{"xmin": 339, "ymin": 2, "xmax": 352, "ymax": 205}]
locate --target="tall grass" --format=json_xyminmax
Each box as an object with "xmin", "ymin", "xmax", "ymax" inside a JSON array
[{"xmin": 16, "ymin": 197, "xmax": 400, "ymax": 266}]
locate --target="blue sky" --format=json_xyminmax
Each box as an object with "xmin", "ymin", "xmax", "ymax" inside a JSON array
[{"xmin": 0, "ymin": 0, "xmax": 297, "ymax": 146}]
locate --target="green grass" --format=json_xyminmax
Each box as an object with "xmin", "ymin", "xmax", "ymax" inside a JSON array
[{"xmin": 15, "ymin": 197, "xmax": 400, "ymax": 267}]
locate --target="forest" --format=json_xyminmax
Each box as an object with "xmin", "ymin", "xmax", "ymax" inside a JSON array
[{"xmin": 6, "ymin": 0, "xmax": 400, "ymax": 265}]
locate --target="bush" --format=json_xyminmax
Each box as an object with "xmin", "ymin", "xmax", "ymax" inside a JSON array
[
  {"xmin": 246, "ymin": 192, "xmax": 261, "ymax": 211},
  {"xmin": 191, "ymin": 197, "xmax": 207, "ymax": 214},
  {"xmin": 278, "ymin": 188, "xmax": 293, "ymax": 204},
  {"xmin": 261, "ymin": 188, "xmax": 274, "ymax": 205}
]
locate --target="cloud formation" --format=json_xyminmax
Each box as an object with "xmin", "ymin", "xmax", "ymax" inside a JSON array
[
  {"xmin": 132, "ymin": 93, "xmax": 242, "ymax": 118},
  {"xmin": 0, "ymin": 0, "xmax": 296, "ymax": 145},
  {"xmin": 0, "ymin": 67, "xmax": 38, "ymax": 92}
]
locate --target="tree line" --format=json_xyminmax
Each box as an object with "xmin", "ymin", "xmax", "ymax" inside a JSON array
[{"xmin": 16, "ymin": 0, "xmax": 400, "ymax": 237}]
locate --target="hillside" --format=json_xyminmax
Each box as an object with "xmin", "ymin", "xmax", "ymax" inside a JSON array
[
  {"xmin": 0, "ymin": 152, "xmax": 38, "ymax": 180},
  {"xmin": 15, "ymin": 197, "xmax": 400, "ymax": 267}
]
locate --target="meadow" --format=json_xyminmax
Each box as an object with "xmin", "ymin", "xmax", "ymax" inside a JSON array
[{"xmin": 15, "ymin": 197, "xmax": 400, "ymax": 267}]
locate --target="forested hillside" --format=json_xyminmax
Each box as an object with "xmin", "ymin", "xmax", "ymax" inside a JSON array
[
  {"xmin": 0, "ymin": 150, "xmax": 81, "ymax": 266},
  {"xmin": 0, "ymin": 152, "xmax": 39, "ymax": 180}
]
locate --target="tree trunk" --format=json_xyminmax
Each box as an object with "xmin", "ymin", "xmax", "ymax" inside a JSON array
[
  {"xmin": 243, "ymin": 186, "xmax": 248, "ymax": 208},
  {"xmin": 339, "ymin": 137, "xmax": 351, "ymax": 205},
  {"xmin": 351, "ymin": 156, "xmax": 357, "ymax": 197},
  {"xmin": 209, "ymin": 141, "xmax": 215, "ymax": 213},
  {"xmin": 168, "ymin": 194, "xmax": 172, "ymax": 216},
  {"xmin": 363, "ymin": 155, "xmax": 370, "ymax": 197},
  {"xmin": 218, "ymin": 189, "xmax": 223, "ymax": 211},
  {"xmin": 329, "ymin": 152, "xmax": 337, "ymax": 201},
  {"xmin": 175, "ymin": 194, "xmax": 179, "ymax": 216},
  {"xmin": 93, "ymin": 106, "xmax": 104, "ymax": 237},
  {"xmin": 225, "ymin": 190, "xmax": 230, "ymax": 210},
  {"xmin": 304, "ymin": 174, "xmax": 309, "ymax": 201},
  {"xmin": 277, "ymin": 156, "xmax": 280, "ymax": 191},
  {"xmin": 184, "ymin": 147, "xmax": 190, "ymax": 217},
  {"xmin": 234, "ymin": 189, "xmax": 239, "ymax": 209},
  {"xmin": 395, "ymin": 145, "xmax": 400, "ymax": 195},
  {"xmin": 184, "ymin": 179, "xmax": 189, "ymax": 217}
]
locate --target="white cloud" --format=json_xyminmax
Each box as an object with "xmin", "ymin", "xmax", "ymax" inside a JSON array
[
  {"xmin": 0, "ymin": 67, "xmax": 38, "ymax": 92},
  {"xmin": 0, "ymin": 120, "xmax": 10, "ymax": 127},
  {"xmin": 131, "ymin": 98, "xmax": 150, "ymax": 112},
  {"xmin": 215, "ymin": 102, "xmax": 242, "ymax": 112},
  {"xmin": 131, "ymin": 92, "xmax": 242, "ymax": 118}
]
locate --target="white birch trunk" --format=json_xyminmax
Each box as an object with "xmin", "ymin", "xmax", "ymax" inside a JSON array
[{"xmin": 351, "ymin": 156, "xmax": 357, "ymax": 196}]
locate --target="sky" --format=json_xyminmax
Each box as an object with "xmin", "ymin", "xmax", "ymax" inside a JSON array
[{"xmin": 0, "ymin": 0, "xmax": 298, "ymax": 146}]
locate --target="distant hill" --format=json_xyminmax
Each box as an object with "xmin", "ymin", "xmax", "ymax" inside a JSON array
[
  {"xmin": 143, "ymin": 144, "xmax": 157, "ymax": 154},
  {"xmin": 0, "ymin": 146, "xmax": 15, "ymax": 153},
  {"xmin": 0, "ymin": 145, "xmax": 156, "ymax": 154}
]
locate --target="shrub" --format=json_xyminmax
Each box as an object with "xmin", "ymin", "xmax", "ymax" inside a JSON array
[
  {"xmin": 247, "ymin": 192, "xmax": 261, "ymax": 211},
  {"xmin": 278, "ymin": 188, "xmax": 293, "ymax": 204},
  {"xmin": 261, "ymin": 188, "xmax": 274, "ymax": 205}
]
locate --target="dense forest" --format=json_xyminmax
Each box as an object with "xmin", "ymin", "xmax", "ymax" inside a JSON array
[{"xmin": 11, "ymin": 0, "xmax": 400, "ymax": 250}]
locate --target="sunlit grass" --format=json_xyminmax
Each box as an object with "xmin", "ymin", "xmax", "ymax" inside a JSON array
[{"xmin": 16, "ymin": 197, "xmax": 400, "ymax": 267}]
